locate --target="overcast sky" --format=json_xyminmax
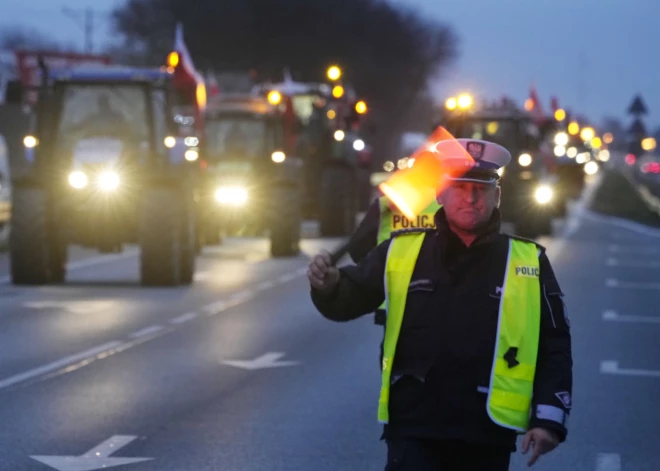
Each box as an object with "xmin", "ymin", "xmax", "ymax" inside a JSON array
[{"xmin": 2, "ymin": 0, "xmax": 657, "ymax": 127}]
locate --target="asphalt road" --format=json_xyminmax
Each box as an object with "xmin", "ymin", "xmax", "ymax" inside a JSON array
[{"xmin": 0, "ymin": 183, "xmax": 658, "ymax": 470}]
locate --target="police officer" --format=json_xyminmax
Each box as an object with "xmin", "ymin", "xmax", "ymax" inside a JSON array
[{"xmin": 307, "ymin": 138, "xmax": 573, "ymax": 470}]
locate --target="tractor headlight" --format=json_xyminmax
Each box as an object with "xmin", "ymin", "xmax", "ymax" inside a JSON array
[
  {"xmin": 584, "ymin": 161, "xmax": 599, "ymax": 175},
  {"xmin": 185, "ymin": 149, "xmax": 199, "ymax": 161},
  {"xmin": 534, "ymin": 185, "xmax": 553, "ymax": 204},
  {"xmin": 215, "ymin": 186, "xmax": 247, "ymax": 205},
  {"xmin": 98, "ymin": 171, "xmax": 120, "ymax": 191},
  {"xmin": 68, "ymin": 171, "xmax": 88, "ymax": 189},
  {"xmin": 518, "ymin": 153, "xmax": 532, "ymax": 167}
]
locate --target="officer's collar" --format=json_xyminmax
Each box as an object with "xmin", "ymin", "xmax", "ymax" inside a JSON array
[{"xmin": 434, "ymin": 207, "xmax": 502, "ymax": 247}]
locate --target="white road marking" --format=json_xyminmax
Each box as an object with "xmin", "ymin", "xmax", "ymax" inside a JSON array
[
  {"xmin": 583, "ymin": 207, "xmax": 660, "ymax": 238},
  {"xmin": 31, "ymin": 435, "xmax": 153, "ymax": 470},
  {"xmin": 0, "ymin": 250, "xmax": 139, "ymax": 284},
  {"xmin": 169, "ymin": 312, "xmax": 198, "ymax": 324},
  {"xmin": 202, "ymin": 300, "xmax": 228, "ymax": 316},
  {"xmin": 596, "ymin": 453, "xmax": 621, "ymax": 471},
  {"xmin": 0, "ymin": 270, "xmax": 306, "ymax": 389},
  {"xmin": 601, "ymin": 360, "xmax": 660, "ymax": 377},
  {"xmin": 605, "ymin": 278, "xmax": 660, "ymax": 290},
  {"xmin": 606, "ymin": 257, "xmax": 660, "ymax": 268},
  {"xmin": 608, "ymin": 244, "xmax": 658, "ymax": 254},
  {"xmin": 228, "ymin": 290, "xmax": 254, "ymax": 304},
  {"xmin": 0, "ymin": 341, "xmax": 122, "ymax": 391},
  {"xmin": 278, "ymin": 273, "xmax": 297, "ymax": 283},
  {"xmin": 603, "ymin": 310, "xmax": 660, "ymax": 323},
  {"xmin": 222, "ymin": 352, "xmax": 300, "ymax": 370},
  {"xmin": 22, "ymin": 300, "xmax": 114, "ymax": 314},
  {"xmin": 256, "ymin": 280, "xmax": 275, "ymax": 290},
  {"xmin": 129, "ymin": 325, "xmax": 164, "ymax": 339}
]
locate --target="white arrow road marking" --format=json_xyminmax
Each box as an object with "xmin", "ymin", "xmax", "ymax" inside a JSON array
[
  {"xmin": 222, "ymin": 352, "xmax": 300, "ymax": 370},
  {"xmin": 601, "ymin": 360, "xmax": 660, "ymax": 378},
  {"xmin": 603, "ymin": 310, "xmax": 660, "ymax": 323},
  {"xmin": 31, "ymin": 435, "xmax": 152, "ymax": 471}
]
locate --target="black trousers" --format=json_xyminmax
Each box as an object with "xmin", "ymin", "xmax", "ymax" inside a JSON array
[{"xmin": 385, "ymin": 438, "xmax": 512, "ymax": 471}]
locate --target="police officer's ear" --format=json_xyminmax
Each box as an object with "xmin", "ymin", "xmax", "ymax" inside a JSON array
[{"xmin": 495, "ymin": 184, "xmax": 502, "ymax": 208}]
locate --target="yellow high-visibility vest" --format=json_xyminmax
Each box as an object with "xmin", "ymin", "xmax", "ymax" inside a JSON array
[
  {"xmin": 375, "ymin": 197, "xmax": 441, "ymax": 311},
  {"xmin": 378, "ymin": 230, "xmax": 541, "ymax": 432}
]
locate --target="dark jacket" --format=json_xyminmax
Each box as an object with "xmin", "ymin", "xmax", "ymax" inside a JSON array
[
  {"xmin": 311, "ymin": 208, "xmax": 573, "ymax": 450},
  {"xmin": 347, "ymin": 197, "xmax": 381, "ymax": 263}
]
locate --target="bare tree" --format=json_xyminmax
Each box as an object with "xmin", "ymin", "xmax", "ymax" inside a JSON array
[
  {"xmin": 0, "ymin": 26, "xmax": 72, "ymax": 51},
  {"xmin": 111, "ymin": 0, "xmax": 458, "ymax": 162}
]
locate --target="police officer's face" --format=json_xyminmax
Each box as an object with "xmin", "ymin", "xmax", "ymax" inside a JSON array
[{"xmin": 439, "ymin": 181, "xmax": 500, "ymax": 231}]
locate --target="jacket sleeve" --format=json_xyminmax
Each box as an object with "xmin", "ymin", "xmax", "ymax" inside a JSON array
[
  {"xmin": 348, "ymin": 197, "xmax": 381, "ymax": 263},
  {"xmin": 529, "ymin": 250, "xmax": 573, "ymax": 442},
  {"xmin": 310, "ymin": 238, "xmax": 390, "ymax": 322}
]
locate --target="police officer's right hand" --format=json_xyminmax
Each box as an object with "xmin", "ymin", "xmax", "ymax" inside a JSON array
[{"xmin": 307, "ymin": 250, "xmax": 340, "ymax": 294}]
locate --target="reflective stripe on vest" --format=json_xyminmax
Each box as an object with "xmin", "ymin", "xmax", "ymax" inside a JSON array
[
  {"xmin": 378, "ymin": 233, "xmax": 541, "ymax": 432},
  {"xmin": 376, "ymin": 197, "xmax": 441, "ymax": 311}
]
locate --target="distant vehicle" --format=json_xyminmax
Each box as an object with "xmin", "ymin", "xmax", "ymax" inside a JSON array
[
  {"xmin": 252, "ymin": 68, "xmax": 372, "ymax": 236},
  {"xmin": 439, "ymin": 95, "xmax": 561, "ymax": 238},
  {"xmin": 6, "ymin": 64, "xmax": 197, "ymax": 287},
  {"xmin": 199, "ymin": 93, "xmax": 303, "ymax": 256}
]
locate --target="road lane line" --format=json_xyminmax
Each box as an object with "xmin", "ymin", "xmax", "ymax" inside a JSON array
[
  {"xmin": 256, "ymin": 280, "xmax": 275, "ymax": 290},
  {"xmin": 607, "ymin": 257, "xmax": 660, "ymax": 268},
  {"xmin": 228, "ymin": 290, "xmax": 254, "ymax": 304},
  {"xmin": 0, "ymin": 269, "xmax": 310, "ymax": 390},
  {"xmin": 596, "ymin": 453, "xmax": 621, "ymax": 471},
  {"xmin": 129, "ymin": 325, "xmax": 164, "ymax": 339},
  {"xmin": 169, "ymin": 312, "xmax": 198, "ymax": 324},
  {"xmin": 603, "ymin": 310, "xmax": 660, "ymax": 323},
  {"xmin": 0, "ymin": 341, "xmax": 122, "ymax": 390},
  {"xmin": 605, "ymin": 278, "xmax": 660, "ymax": 290},
  {"xmin": 608, "ymin": 244, "xmax": 658, "ymax": 254},
  {"xmin": 601, "ymin": 360, "xmax": 660, "ymax": 377},
  {"xmin": 202, "ymin": 301, "xmax": 228, "ymax": 316},
  {"xmin": 278, "ymin": 273, "xmax": 297, "ymax": 283}
]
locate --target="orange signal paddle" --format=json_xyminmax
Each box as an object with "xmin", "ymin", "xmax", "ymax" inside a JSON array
[{"xmin": 329, "ymin": 126, "xmax": 474, "ymax": 263}]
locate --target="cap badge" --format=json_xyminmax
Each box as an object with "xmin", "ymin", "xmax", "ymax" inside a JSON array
[{"xmin": 466, "ymin": 141, "xmax": 485, "ymax": 160}]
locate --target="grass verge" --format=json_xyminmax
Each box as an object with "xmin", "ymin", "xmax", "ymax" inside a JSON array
[{"xmin": 589, "ymin": 169, "xmax": 660, "ymax": 228}]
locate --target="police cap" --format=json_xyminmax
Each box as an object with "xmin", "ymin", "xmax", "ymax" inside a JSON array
[{"xmin": 434, "ymin": 138, "xmax": 512, "ymax": 185}]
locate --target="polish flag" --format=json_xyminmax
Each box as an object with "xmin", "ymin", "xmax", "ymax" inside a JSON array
[
  {"xmin": 172, "ymin": 23, "xmax": 204, "ymax": 89},
  {"xmin": 526, "ymin": 86, "xmax": 547, "ymax": 125}
]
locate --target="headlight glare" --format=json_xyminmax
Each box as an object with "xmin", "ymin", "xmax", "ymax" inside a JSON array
[
  {"xmin": 535, "ymin": 185, "xmax": 553, "ymax": 204},
  {"xmin": 68, "ymin": 171, "xmax": 88, "ymax": 189},
  {"xmin": 215, "ymin": 186, "xmax": 247, "ymax": 205},
  {"xmin": 518, "ymin": 153, "xmax": 532, "ymax": 167},
  {"xmin": 98, "ymin": 171, "xmax": 120, "ymax": 191}
]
